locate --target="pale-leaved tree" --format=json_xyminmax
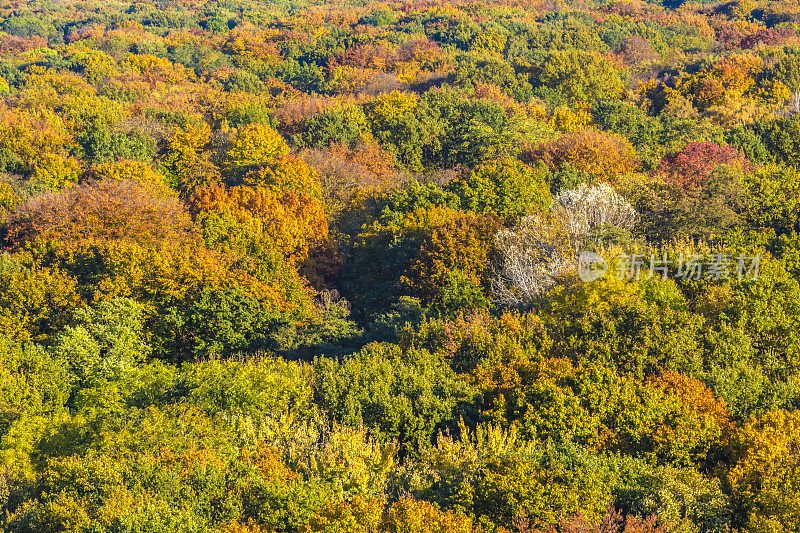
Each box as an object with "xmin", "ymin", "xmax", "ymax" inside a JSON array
[{"xmin": 493, "ymin": 183, "xmax": 636, "ymax": 306}]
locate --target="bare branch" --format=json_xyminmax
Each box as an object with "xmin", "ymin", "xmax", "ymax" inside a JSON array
[{"xmin": 492, "ymin": 183, "xmax": 637, "ymax": 307}]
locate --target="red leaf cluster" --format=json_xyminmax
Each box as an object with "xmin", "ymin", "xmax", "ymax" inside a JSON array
[
  {"xmin": 740, "ymin": 26, "xmax": 797, "ymax": 49},
  {"xmin": 656, "ymin": 141, "xmax": 752, "ymax": 191}
]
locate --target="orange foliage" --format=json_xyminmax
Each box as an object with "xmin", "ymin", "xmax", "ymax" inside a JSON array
[
  {"xmin": 677, "ymin": 53, "xmax": 762, "ymax": 111},
  {"xmin": 220, "ymin": 520, "xmax": 273, "ymax": 533},
  {"xmin": 406, "ymin": 211, "xmax": 501, "ymax": 304},
  {"xmin": 306, "ymin": 496, "xmax": 384, "ymax": 532},
  {"xmin": 0, "ymin": 34, "xmax": 47, "ymax": 54},
  {"xmin": 275, "ymin": 96, "xmax": 336, "ymax": 137},
  {"xmin": 188, "ymin": 182, "xmax": 328, "ymax": 265},
  {"xmin": 528, "ymin": 129, "xmax": 639, "ymax": 182},
  {"xmin": 5, "ymin": 179, "xmax": 196, "ymax": 250},
  {"xmin": 711, "ymin": 19, "xmax": 761, "ymax": 50},
  {"xmin": 535, "ymin": 505, "xmax": 666, "ymax": 533},
  {"xmin": 301, "ymin": 141, "xmax": 402, "ymax": 200},
  {"xmin": 648, "ymin": 371, "xmax": 731, "ymax": 428},
  {"xmin": 329, "ymin": 42, "xmax": 396, "ymax": 70},
  {"xmin": 644, "ymin": 371, "xmax": 732, "ymax": 465},
  {"xmin": 220, "ymin": 30, "xmax": 282, "ymax": 63},
  {"xmin": 471, "ymin": 81, "xmax": 523, "ymax": 115}
]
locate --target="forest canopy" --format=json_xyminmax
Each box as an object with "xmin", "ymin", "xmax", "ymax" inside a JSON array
[{"xmin": 1, "ymin": 0, "xmax": 800, "ymax": 531}]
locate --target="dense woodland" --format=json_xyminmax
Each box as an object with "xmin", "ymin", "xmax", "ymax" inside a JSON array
[{"xmin": 0, "ymin": 0, "xmax": 800, "ymax": 530}]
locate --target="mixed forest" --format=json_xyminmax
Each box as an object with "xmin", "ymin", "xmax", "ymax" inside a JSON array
[{"xmin": 1, "ymin": 0, "xmax": 800, "ymax": 530}]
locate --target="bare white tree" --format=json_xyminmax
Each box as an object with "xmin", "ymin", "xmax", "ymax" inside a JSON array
[
  {"xmin": 491, "ymin": 215, "xmax": 572, "ymax": 306},
  {"xmin": 552, "ymin": 182, "xmax": 638, "ymax": 255},
  {"xmin": 492, "ymin": 183, "xmax": 637, "ymax": 307},
  {"xmin": 792, "ymin": 90, "xmax": 800, "ymax": 115}
]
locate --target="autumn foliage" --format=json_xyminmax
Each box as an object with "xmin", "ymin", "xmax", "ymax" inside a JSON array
[
  {"xmin": 657, "ymin": 141, "xmax": 752, "ymax": 191},
  {"xmin": 4, "ymin": 179, "xmax": 194, "ymax": 249},
  {"xmin": 528, "ymin": 129, "xmax": 640, "ymax": 182},
  {"xmin": 0, "ymin": 0, "xmax": 799, "ymax": 532}
]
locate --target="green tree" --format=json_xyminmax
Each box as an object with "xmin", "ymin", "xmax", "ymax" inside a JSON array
[
  {"xmin": 53, "ymin": 298, "xmax": 150, "ymax": 387},
  {"xmin": 299, "ymin": 105, "xmax": 370, "ymax": 149},
  {"xmin": 530, "ymin": 50, "xmax": 624, "ymax": 104},
  {"xmin": 314, "ymin": 343, "xmax": 477, "ymax": 453},
  {"xmin": 446, "ymin": 158, "xmax": 551, "ymax": 220}
]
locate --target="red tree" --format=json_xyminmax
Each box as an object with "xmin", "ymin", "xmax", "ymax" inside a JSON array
[
  {"xmin": 656, "ymin": 141, "xmax": 752, "ymax": 191},
  {"xmin": 740, "ymin": 27, "xmax": 797, "ymax": 50}
]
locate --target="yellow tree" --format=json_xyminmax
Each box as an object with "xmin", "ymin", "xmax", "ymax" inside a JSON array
[
  {"xmin": 243, "ymin": 154, "xmax": 322, "ymax": 198},
  {"xmin": 189, "ymin": 183, "xmax": 327, "ymax": 266},
  {"xmin": 225, "ymin": 123, "xmax": 290, "ymax": 174},
  {"xmin": 32, "ymin": 154, "xmax": 82, "ymax": 190},
  {"xmin": 728, "ymin": 410, "xmax": 800, "ymax": 532},
  {"xmin": 164, "ymin": 120, "xmax": 220, "ymax": 195},
  {"xmin": 92, "ymin": 159, "xmax": 167, "ymax": 188}
]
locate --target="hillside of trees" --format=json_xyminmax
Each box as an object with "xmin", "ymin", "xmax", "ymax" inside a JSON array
[{"xmin": 1, "ymin": 0, "xmax": 800, "ymax": 530}]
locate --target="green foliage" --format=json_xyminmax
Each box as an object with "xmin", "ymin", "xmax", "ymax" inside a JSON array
[
  {"xmin": 53, "ymin": 297, "xmax": 150, "ymax": 387},
  {"xmin": 434, "ymin": 269, "xmax": 492, "ymax": 317},
  {"xmin": 0, "ymin": 1, "xmax": 795, "ymax": 531},
  {"xmin": 225, "ymin": 104, "xmax": 274, "ymax": 129},
  {"xmin": 743, "ymin": 165, "xmax": 800, "ymax": 236},
  {"xmin": 450, "ymin": 53, "xmax": 532, "ymax": 102},
  {"xmin": 727, "ymin": 265, "xmax": 800, "ymax": 382},
  {"xmin": 280, "ymin": 59, "xmax": 326, "ymax": 94},
  {"xmin": 610, "ymin": 456, "xmax": 730, "ymax": 532},
  {"xmin": 530, "ymin": 50, "xmax": 624, "ymax": 104},
  {"xmin": 0, "ymin": 337, "xmax": 70, "ymax": 436},
  {"xmin": 365, "ymin": 92, "xmax": 426, "ymax": 171},
  {"xmin": 314, "ymin": 343, "xmax": 477, "ymax": 452},
  {"xmin": 770, "ymin": 49, "xmax": 800, "ymax": 92},
  {"xmin": 75, "ymin": 117, "xmax": 157, "ymax": 164},
  {"xmin": 359, "ymin": 9, "xmax": 398, "ymax": 27},
  {"xmin": 439, "ymin": 99, "xmax": 542, "ymax": 168},
  {"xmin": 592, "ymin": 100, "xmax": 665, "ymax": 167},
  {"xmin": 546, "ymin": 277, "xmax": 706, "ymax": 379},
  {"xmin": 177, "ymin": 357, "xmax": 314, "ymax": 421},
  {"xmin": 725, "ymin": 126, "xmax": 774, "ymax": 166},
  {"xmin": 162, "ymin": 287, "xmax": 275, "ymax": 360},
  {"xmin": 299, "ymin": 105, "xmax": 370, "ymax": 149},
  {"xmin": 2, "ymin": 15, "xmax": 59, "ymax": 42},
  {"xmin": 446, "ymin": 157, "xmax": 552, "ymax": 219},
  {"xmin": 224, "ymin": 69, "xmax": 265, "ymax": 93},
  {"xmin": 757, "ymin": 114, "xmax": 800, "ymax": 168},
  {"xmin": 473, "ymin": 444, "xmax": 613, "ymax": 528}
]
